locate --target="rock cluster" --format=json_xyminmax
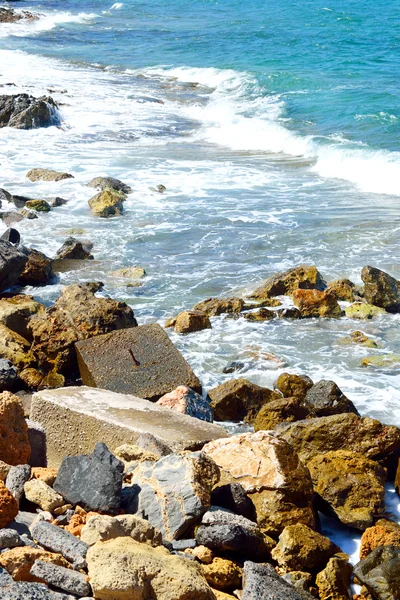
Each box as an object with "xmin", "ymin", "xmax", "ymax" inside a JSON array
[{"xmin": 0, "ymin": 94, "xmax": 60, "ymax": 129}]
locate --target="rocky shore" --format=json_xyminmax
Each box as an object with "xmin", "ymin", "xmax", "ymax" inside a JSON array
[{"xmin": 1, "ymin": 167, "xmax": 400, "ymax": 599}]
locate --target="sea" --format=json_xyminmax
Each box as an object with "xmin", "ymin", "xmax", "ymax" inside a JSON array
[{"xmin": 1, "ymin": 0, "xmax": 400, "ymax": 560}]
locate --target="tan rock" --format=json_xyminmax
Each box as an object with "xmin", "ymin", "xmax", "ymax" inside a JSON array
[
  {"xmin": 19, "ymin": 368, "xmax": 44, "ymax": 389},
  {"xmin": 0, "ymin": 480, "xmax": 18, "ymax": 527},
  {"xmin": 81, "ymin": 513, "xmax": 161, "ymax": 547},
  {"xmin": 192, "ymin": 545, "xmax": 213, "ymax": 564},
  {"xmin": 360, "ymin": 519, "xmax": 400, "ymax": 559},
  {"xmin": 0, "ymin": 324, "xmax": 36, "ymax": 370},
  {"xmin": 201, "ymin": 557, "xmax": 242, "ymax": 591},
  {"xmin": 88, "ymin": 189, "xmax": 125, "ymax": 217},
  {"xmin": 37, "ymin": 370, "xmax": 65, "ymax": 390},
  {"xmin": 326, "ymin": 279, "xmax": 359, "ymax": 302},
  {"xmin": 0, "ymin": 294, "xmax": 45, "ymax": 339},
  {"xmin": 114, "ymin": 444, "xmax": 158, "ymax": 464},
  {"xmin": 344, "ymin": 302, "xmax": 386, "ymax": 319},
  {"xmin": 24, "ymin": 479, "xmax": 64, "ymax": 512},
  {"xmin": 250, "ymin": 265, "xmax": 327, "ymax": 300},
  {"xmin": 111, "ymin": 266, "xmax": 145, "ymax": 279},
  {"xmin": 316, "ymin": 556, "xmax": 352, "ymax": 600},
  {"xmin": 0, "ymin": 392, "xmax": 30, "ymax": 465},
  {"xmin": 203, "ymin": 431, "xmax": 315, "ymax": 536},
  {"xmin": 26, "ymin": 168, "xmax": 73, "ymax": 182},
  {"xmin": 53, "ymin": 503, "xmax": 73, "ymax": 515},
  {"xmin": 175, "ymin": 310, "xmax": 212, "ymax": 334},
  {"xmin": 0, "ymin": 546, "xmax": 69, "ymax": 582},
  {"xmin": 243, "ymin": 307, "xmax": 275, "ymax": 321},
  {"xmin": 292, "ymin": 289, "xmax": 343, "ymax": 318},
  {"xmin": 87, "ymin": 537, "xmax": 216, "ymax": 599},
  {"xmin": 193, "ymin": 297, "xmax": 244, "ymax": 316},
  {"xmin": 31, "ymin": 467, "xmax": 57, "ymax": 485},
  {"xmin": 271, "ymin": 523, "xmax": 336, "ymax": 572},
  {"xmin": 274, "ymin": 372, "xmax": 313, "ymax": 399},
  {"xmin": 254, "ymin": 397, "xmax": 309, "ymax": 431},
  {"xmin": 361, "ymin": 354, "xmax": 400, "ymax": 369},
  {"xmin": 337, "ymin": 331, "xmax": 378, "ymax": 348},
  {"xmin": 0, "ymin": 460, "xmax": 10, "ymax": 481},
  {"xmin": 208, "ymin": 378, "xmax": 280, "ymax": 423}
]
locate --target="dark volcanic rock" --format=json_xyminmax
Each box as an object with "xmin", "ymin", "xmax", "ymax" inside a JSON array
[
  {"xmin": 0, "ymin": 580, "xmax": 72, "ymax": 599},
  {"xmin": 5, "ymin": 464, "xmax": 31, "ymax": 506},
  {"xmin": 354, "ymin": 545, "xmax": 400, "ymax": 600},
  {"xmin": 362, "ymin": 265, "xmax": 400, "ymax": 313},
  {"xmin": 17, "ymin": 249, "xmax": 53, "ymax": 285},
  {"xmin": 0, "ymin": 94, "xmax": 60, "ymax": 129},
  {"xmin": 54, "ymin": 442, "xmax": 123, "ymax": 513},
  {"xmin": 29, "ymin": 521, "xmax": 89, "ymax": 569},
  {"xmin": 0, "ymin": 229, "xmax": 20, "ymax": 245},
  {"xmin": 0, "ymin": 240, "xmax": 28, "ymax": 292},
  {"xmin": 211, "ymin": 482, "xmax": 256, "ymax": 521},
  {"xmin": 242, "ymin": 561, "xmax": 313, "ymax": 600},
  {"xmin": 55, "ymin": 237, "xmax": 93, "ymax": 260},
  {"xmin": 30, "ymin": 560, "xmax": 91, "ymax": 596},
  {"xmin": 0, "ymin": 359, "xmax": 18, "ymax": 392},
  {"xmin": 305, "ymin": 380, "xmax": 359, "ymax": 417}
]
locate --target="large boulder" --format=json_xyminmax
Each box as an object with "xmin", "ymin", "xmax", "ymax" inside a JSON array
[
  {"xmin": 0, "ymin": 94, "xmax": 60, "ymax": 129},
  {"xmin": 0, "ymin": 240, "xmax": 28, "ymax": 292},
  {"xmin": 87, "ymin": 536, "xmax": 216, "ymax": 600},
  {"xmin": 274, "ymin": 372, "xmax": 313, "ymax": 399},
  {"xmin": 193, "ymin": 297, "xmax": 244, "ymax": 316},
  {"xmin": 254, "ymin": 397, "xmax": 309, "ymax": 431},
  {"xmin": 17, "ymin": 249, "xmax": 53, "ymax": 285},
  {"xmin": 88, "ymin": 189, "xmax": 125, "ymax": 217},
  {"xmin": 307, "ymin": 450, "xmax": 386, "ymax": 530},
  {"xmin": 361, "ymin": 265, "xmax": 400, "ymax": 312},
  {"xmin": 55, "ymin": 237, "xmax": 93, "ymax": 260},
  {"xmin": 207, "ymin": 378, "xmax": 280, "ymax": 423},
  {"xmin": 304, "ymin": 380, "xmax": 359, "ymax": 417},
  {"xmin": 157, "ymin": 386, "xmax": 213, "ymax": 422},
  {"xmin": 271, "ymin": 523, "xmax": 336, "ymax": 572},
  {"xmin": 129, "ymin": 451, "xmax": 219, "ymax": 541},
  {"xmin": 360, "ymin": 519, "xmax": 400, "ymax": 559},
  {"xmin": 29, "ymin": 283, "xmax": 136, "ymax": 375},
  {"xmin": 26, "ymin": 169, "xmax": 73, "ymax": 182},
  {"xmin": 292, "ymin": 289, "xmax": 343, "ymax": 318},
  {"xmin": 0, "ymin": 324, "xmax": 36, "ymax": 369},
  {"xmin": 275, "ymin": 413, "xmax": 400, "ymax": 464},
  {"xmin": 203, "ymin": 431, "xmax": 315, "ymax": 536},
  {"xmin": 250, "ymin": 265, "xmax": 327, "ymax": 300},
  {"xmin": 0, "ymin": 392, "xmax": 30, "ymax": 465},
  {"xmin": 353, "ymin": 545, "xmax": 400, "ymax": 600},
  {"xmin": 87, "ymin": 176, "xmax": 132, "ymax": 195}
]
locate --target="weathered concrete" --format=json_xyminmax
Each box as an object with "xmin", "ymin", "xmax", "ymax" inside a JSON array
[
  {"xmin": 30, "ymin": 387, "xmax": 228, "ymax": 467},
  {"xmin": 75, "ymin": 323, "xmax": 202, "ymax": 400}
]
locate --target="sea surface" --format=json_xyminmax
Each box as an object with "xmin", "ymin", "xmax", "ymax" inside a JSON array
[{"xmin": 1, "ymin": 0, "xmax": 400, "ymax": 556}]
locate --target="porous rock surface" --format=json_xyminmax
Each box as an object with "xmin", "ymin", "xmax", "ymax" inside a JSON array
[
  {"xmin": 0, "ymin": 392, "xmax": 30, "ymax": 465},
  {"xmin": 250, "ymin": 265, "xmax": 327, "ymax": 300}
]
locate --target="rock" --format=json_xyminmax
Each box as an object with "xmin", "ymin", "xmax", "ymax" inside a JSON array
[
  {"xmin": 0, "ymin": 324, "xmax": 36, "ymax": 370},
  {"xmin": 11, "ymin": 195, "xmax": 31, "ymax": 209},
  {"xmin": 345, "ymin": 302, "xmax": 386, "ymax": 319},
  {"xmin": 157, "ymin": 386, "xmax": 213, "ymax": 422},
  {"xmin": 243, "ymin": 308, "xmax": 275, "ymax": 321},
  {"xmin": 50, "ymin": 197, "xmax": 68, "ymax": 207},
  {"xmin": 307, "ymin": 450, "xmax": 386, "ymax": 530},
  {"xmin": 29, "ymin": 283, "xmax": 136, "ymax": 376},
  {"xmin": 250, "ymin": 265, "xmax": 327, "ymax": 300},
  {"xmin": 30, "ymin": 521, "xmax": 89, "ymax": 570},
  {"xmin": 201, "ymin": 557, "xmax": 242, "ymax": 591},
  {"xmin": 0, "ymin": 461, "xmax": 11, "ymax": 481},
  {"xmin": 361, "ymin": 354, "xmax": 400, "ymax": 369},
  {"xmin": 254, "ymin": 397, "xmax": 309, "ymax": 431},
  {"xmin": 75, "ymin": 323, "xmax": 201, "ymax": 400},
  {"xmin": 274, "ymin": 372, "xmax": 313, "ymax": 399},
  {"xmin": 19, "ymin": 208, "xmax": 38, "ymax": 219},
  {"xmin": 111, "ymin": 266, "xmax": 145, "ymax": 279},
  {"xmin": 174, "ymin": 310, "xmax": 212, "ymax": 334},
  {"xmin": 338, "ymin": 330, "xmax": 378, "ymax": 348},
  {"xmin": 54, "ymin": 443, "xmax": 123, "ymax": 513},
  {"xmin": 315, "ymin": 556, "xmax": 352, "ymax": 600},
  {"xmin": 210, "ymin": 482, "xmax": 256, "ymax": 521},
  {"xmin": 29, "ymin": 560, "xmax": 90, "ymax": 596},
  {"xmin": 17, "ymin": 250, "xmax": 53, "ymax": 285},
  {"xmin": 25, "ymin": 200, "xmax": 51, "ymax": 213},
  {"xmin": 88, "ymin": 189, "xmax": 124, "ymax": 217},
  {"xmin": 0, "ymin": 211, "xmax": 24, "ymax": 227},
  {"xmin": 37, "ymin": 371, "xmax": 65, "ymax": 390},
  {"xmin": 196, "ymin": 510, "xmax": 268, "ymax": 560},
  {"xmin": 222, "ymin": 361, "xmax": 245, "ymax": 374},
  {"xmin": 326, "ymin": 279, "xmax": 359, "ymax": 302},
  {"xmin": 0, "ymin": 392, "xmax": 30, "ymax": 465},
  {"xmin": 87, "ymin": 176, "xmax": 131, "ymax": 195},
  {"xmin": 130, "ymin": 451, "xmax": 219, "ymax": 541},
  {"xmin": 0, "ymin": 240, "xmax": 28, "ymax": 292},
  {"xmin": 55, "ymin": 237, "xmax": 93, "ymax": 260},
  {"xmin": 30, "ymin": 387, "xmax": 226, "ymax": 467},
  {"xmin": 0, "ymin": 580, "xmax": 73, "ymax": 598},
  {"xmin": 0, "ymin": 94, "xmax": 60, "ymax": 129},
  {"xmin": 1, "ymin": 228, "xmax": 20, "ymax": 245},
  {"xmin": 135, "ymin": 432, "xmax": 172, "ymax": 458},
  {"xmin": 203, "ymin": 431, "xmax": 315, "ymax": 536},
  {"xmin": 26, "ymin": 420, "xmax": 47, "ymax": 468},
  {"xmin": 192, "ymin": 545, "xmax": 213, "ymax": 564},
  {"xmin": 81, "ymin": 513, "xmax": 161, "ymax": 547},
  {"xmin": 0, "ymin": 545, "xmax": 70, "ymax": 582},
  {"xmin": 0, "ymin": 481, "xmax": 18, "ymax": 527},
  {"xmin": 87, "ymin": 536, "xmax": 215, "ymax": 600},
  {"xmin": 292, "ymin": 289, "xmax": 343, "ymax": 318},
  {"xmin": 6, "ymin": 464, "xmax": 31, "ymax": 505},
  {"xmin": 277, "ymin": 307, "xmax": 303, "ymax": 319},
  {"xmin": 0, "ymin": 8, "xmax": 38, "ymax": 23},
  {"xmin": 31, "ymin": 468, "xmax": 58, "ymax": 487},
  {"xmin": 0, "ymin": 360, "xmax": 18, "ymax": 392},
  {"xmin": 304, "ymin": 380, "xmax": 359, "ymax": 417},
  {"xmin": 193, "ymin": 297, "xmax": 244, "ymax": 316},
  {"xmin": 360, "ymin": 519, "xmax": 400, "ymax": 559},
  {"xmin": 0, "ymin": 529, "xmax": 23, "ymax": 550},
  {"xmin": 114, "ymin": 443, "xmax": 158, "ymax": 465},
  {"xmin": 271, "ymin": 523, "xmax": 336, "ymax": 572},
  {"xmin": 242, "ymin": 561, "xmax": 310, "ymax": 600},
  {"xmin": 26, "ymin": 169, "xmax": 73, "ymax": 183},
  {"xmin": 24, "ymin": 480, "xmax": 64, "ymax": 512},
  {"xmin": 353, "ymin": 545, "xmax": 400, "ymax": 600},
  {"xmin": 275, "ymin": 413, "xmax": 400, "ymax": 463},
  {"xmin": 361, "ymin": 265, "xmax": 400, "ymax": 312},
  {"xmin": 207, "ymin": 378, "xmax": 280, "ymax": 423},
  {"xmin": 19, "ymin": 368, "xmax": 43, "ymax": 390}
]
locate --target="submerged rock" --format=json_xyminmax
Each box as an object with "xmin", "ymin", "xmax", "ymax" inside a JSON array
[
  {"xmin": 0, "ymin": 7, "xmax": 38, "ymax": 23},
  {"xmin": 55, "ymin": 237, "xmax": 93, "ymax": 260},
  {"xmin": 207, "ymin": 378, "xmax": 280, "ymax": 423},
  {"xmin": 292, "ymin": 289, "xmax": 343, "ymax": 318},
  {"xmin": 157, "ymin": 386, "xmax": 213, "ymax": 422},
  {"xmin": 0, "ymin": 94, "xmax": 60, "ymax": 129},
  {"xmin": 250, "ymin": 265, "xmax": 327, "ymax": 300},
  {"xmin": 361, "ymin": 354, "xmax": 400, "ymax": 369},
  {"xmin": 337, "ymin": 330, "xmax": 378, "ymax": 348},
  {"xmin": 345, "ymin": 302, "xmax": 386, "ymax": 319},
  {"xmin": 362, "ymin": 265, "xmax": 400, "ymax": 312},
  {"xmin": 111, "ymin": 265, "xmax": 145, "ymax": 279},
  {"xmin": 26, "ymin": 169, "xmax": 73, "ymax": 182}
]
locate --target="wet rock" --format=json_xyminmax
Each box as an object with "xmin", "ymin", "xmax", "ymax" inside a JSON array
[
  {"xmin": 254, "ymin": 396, "xmax": 309, "ymax": 430},
  {"xmin": 0, "ymin": 392, "xmax": 30, "ymax": 465},
  {"xmin": 361, "ymin": 354, "xmax": 400, "ymax": 369},
  {"xmin": 276, "ymin": 412, "xmax": 400, "ymax": 463},
  {"xmin": 277, "ymin": 307, "xmax": 303, "ymax": 319},
  {"xmin": 30, "ymin": 560, "xmax": 90, "ymax": 596},
  {"xmin": 174, "ymin": 310, "xmax": 212, "ymax": 334},
  {"xmin": 55, "ymin": 237, "xmax": 93, "ymax": 260},
  {"xmin": 0, "ymin": 545, "xmax": 70, "ymax": 582},
  {"xmin": 307, "ymin": 450, "xmax": 386, "ymax": 530},
  {"xmin": 243, "ymin": 307, "xmax": 275, "ymax": 321},
  {"xmin": 292, "ymin": 289, "xmax": 343, "ymax": 318},
  {"xmin": 87, "ymin": 536, "xmax": 215, "ymax": 600},
  {"xmin": 345, "ymin": 302, "xmax": 386, "ymax": 319},
  {"xmin": 157, "ymin": 386, "xmax": 213, "ymax": 422},
  {"xmin": 0, "ymin": 360, "xmax": 18, "ymax": 392},
  {"xmin": 211, "ymin": 482, "xmax": 256, "ymax": 521},
  {"xmin": 75, "ymin": 323, "xmax": 201, "ymax": 400},
  {"xmin": 305, "ymin": 380, "xmax": 359, "ymax": 417},
  {"xmin": 353, "ymin": 545, "xmax": 400, "ymax": 600},
  {"xmin": 19, "ymin": 208, "xmax": 38, "ymax": 219},
  {"xmin": 54, "ymin": 443, "xmax": 123, "ymax": 513},
  {"xmin": 242, "ymin": 561, "xmax": 310, "ymax": 600},
  {"xmin": 25, "ymin": 200, "xmax": 51, "ymax": 213},
  {"xmin": 201, "ymin": 556, "xmax": 242, "ymax": 591},
  {"xmin": 208, "ymin": 378, "xmax": 280, "ymax": 423},
  {"xmin": 88, "ymin": 189, "xmax": 125, "ymax": 217},
  {"xmin": 24, "ymin": 480, "xmax": 64, "ymax": 512},
  {"xmin": 196, "ymin": 509, "xmax": 268, "ymax": 560},
  {"xmin": 0, "ymin": 529, "xmax": 23, "ymax": 550},
  {"xmin": 274, "ymin": 372, "xmax": 313, "ymax": 399},
  {"xmin": 361, "ymin": 265, "xmax": 400, "ymax": 312},
  {"xmin": 193, "ymin": 297, "xmax": 244, "ymax": 316},
  {"xmin": 222, "ymin": 361, "xmax": 245, "ymax": 374},
  {"xmin": 0, "ymin": 481, "xmax": 18, "ymax": 528},
  {"xmin": 1, "ymin": 228, "xmax": 20, "ymax": 245},
  {"xmin": 360, "ymin": 519, "xmax": 400, "ymax": 559},
  {"xmin": 11, "ymin": 195, "xmax": 31, "ymax": 209},
  {"xmin": 338, "ymin": 330, "xmax": 378, "ymax": 348},
  {"xmin": 0, "ymin": 240, "xmax": 28, "ymax": 292},
  {"xmin": 111, "ymin": 265, "xmax": 145, "ymax": 279},
  {"xmin": 203, "ymin": 431, "xmax": 315, "ymax": 536},
  {"xmin": 17, "ymin": 250, "xmax": 53, "ymax": 285},
  {"xmin": 0, "ymin": 94, "xmax": 59, "ymax": 129},
  {"xmin": 87, "ymin": 176, "xmax": 132, "ymax": 195},
  {"xmin": 29, "ymin": 283, "xmax": 136, "ymax": 376},
  {"xmin": 0, "ymin": 324, "xmax": 36, "ymax": 370},
  {"xmin": 271, "ymin": 523, "xmax": 336, "ymax": 572},
  {"xmin": 326, "ymin": 278, "xmax": 359, "ymax": 302},
  {"xmin": 316, "ymin": 556, "xmax": 352, "ymax": 600},
  {"xmin": 0, "ymin": 211, "xmax": 24, "ymax": 227},
  {"xmin": 26, "ymin": 169, "xmax": 73, "ymax": 183},
  {"xmin": 0, "ymin": 7, "xmax": 38, "ymax": 23},
  {"xmin": 29, "ymin": 521, "xmax": 89, "ymax": 570},
  {"xmin": 49, "ymin": 197, "xmax": 68, "ymax": 207},
  {"xmin": 6, "ymin": 464, "xmax": 31, "ymax": 505},
  {"xmin": 250, "ymin": 265, "xmax": 327, "ymax": 300}
]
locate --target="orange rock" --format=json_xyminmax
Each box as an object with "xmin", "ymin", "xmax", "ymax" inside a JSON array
[
  {"xmin": 31, "ymin": 467, "xmax": 58, "ymax": 487},
  {"xmin": 0, "ymin": 480, "xmax": 18, "ymax": 527},
  {"xmin": 65, "ymin": 513, "xmax": 86, "ymax": 536},
  {"xmin": 292, "ymin": 289, "xmax": 343, "ymax": 318},
  {"xmin": 360, "ymin": 519, "xmax": 400, "ymax": 559},
  {"xmin": 0, "ymin": 546, "xmax": 70, "ymax": 582},
  {"xmin": 0, "ymin": 392, "xmax": 30, "ymax": 465}
]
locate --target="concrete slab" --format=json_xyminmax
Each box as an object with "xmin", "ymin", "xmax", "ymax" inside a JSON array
[
  {"xmin": 75, "ymin": 323, "xmax": 201, "ymax": 401},
  {"xmin": 30, "ymin": 387, "xmax": 228, "ymax": 467}
]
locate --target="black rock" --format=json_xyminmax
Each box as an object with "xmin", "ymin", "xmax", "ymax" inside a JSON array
[
  {"xmin": 223, "ymin": 361, "xmax": 246, "ymax": 374},
  {"xmin": 0, "ymin": 359, "xmax": 18, "ymax": 392},
  {"xmin": 54, "ymin": 442, "xmax": 124, "ymax": 513},
  {"xmin": 0, "ymin": 240, "xmax": 28, "ymax": 292},
  {"xmin": 0, "ymin": 94, "xmax": 60, "ymax": 129},
  {"xmin": 305, "ymin": 380, "xmax": 359, "ymax": 417},
  {"xmin": 0, "ymin": 189, "xmax": 12, "ymax": 204},
  {"xmin": 55, "ymin": 237, "xmax": 93, "ymax": 260},
  {"xmin": 11, "ymin": 195, "xmax": 30, "ymax": 208},
  {"xmin": 27, "ymin": 420, "xmax": 47, "ymax": 468},
  {"xmin": 354, "ymin": 545, "xmax": 400, "ymax": 600},
  {"xmin": 0, "ymin": 228, "xmax": 20, "ymax": 245},
  {"xmin": 211, "ymin": 483, "xmax": 256, "ymax": 521},
  {"xmin": 242, "ymin": 561, "xmax": 313, "ymax": 600}
]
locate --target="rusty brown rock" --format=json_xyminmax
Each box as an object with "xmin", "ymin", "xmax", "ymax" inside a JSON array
[
  {"xmin": 0, "ymin": 392, "xmax": 30, "ymax": 465},
  {"xmin": 0, "ymin": 480, "xmax": 18, "ymax": 527},
  {"xmin": 17, "ymin": 249, "xmax": 53, "ymax": 286},
  {"xmin": 175, "ymin": 310, "xmax": 212, "ymax": 334},
  {"xmin": 326, "ymin": 279, "xmax": 359, "ymax": 302},
  {"xmin": 274, "ymin": 372, "xmax": 313, "ymax": 399},
  {"xmin": 208, "ymin": 378, "xmax": 280, "ymax": 423},
  {"xmin": 254, "ymin": 397, "xmax": 309, "ymax": 431},
  {"xmin": 0, "ymin": 324, "xmax": 36, "ymax": 370},
  {"xmin": 250, "ymin": 265, "xmax": 327, "ymax": 300},
  {"xmin": 292, "ymin": 289, "xmax": 343, "ymax": 318},
  {"xmin": 359, "ymin": 519, "xmax": 400, "ymax": 560}
]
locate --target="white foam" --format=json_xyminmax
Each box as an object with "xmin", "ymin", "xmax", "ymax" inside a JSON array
[{"xmin": 0, "ymin": 8, "xmax": 98, "ymax": 38}]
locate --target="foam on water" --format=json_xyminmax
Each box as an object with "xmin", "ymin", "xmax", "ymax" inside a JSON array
[{"xmin": 0, "ymin": 7, "xmax": 98, "ymax": 38}]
